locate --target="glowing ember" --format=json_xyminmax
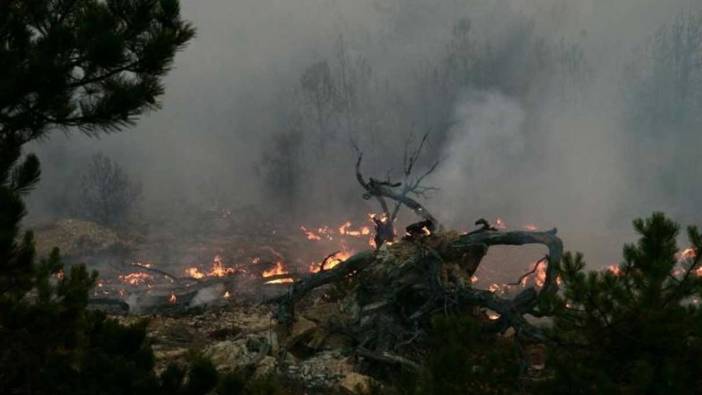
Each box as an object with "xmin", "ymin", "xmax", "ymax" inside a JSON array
[
  {"xmin": 339, "ymin": 221, "xmax": 371, "ymax": 237},
  {"xmin": 300, "ymin": 226, "xmax": 323, "ymax": 240},
  {"xmin": 300, "ymin": 225, "xmax": 334, "ymax": 241},
  {"xmin": 607, "ymin": 264, "xmax": 622, "ymax": 276},
  {"xmin": 119, "ymin": 272, "xmax": 153, "ymax": 286},
  {"xmin": 488, "ymin": 283, "xmax": 502, "ymax": 293},
  {"xmin": 470, "ymin": 275, "xmax": 479, "ymax": 284},
  {"xmin": 223, "ymin": 291, "xmax": 231, "ymax": 299},
  {"xmin": 486, "ymin": 311, "xmax": 501, "ymax": 320},
  {"xmin": 168, "ymin": 292, "xmax": 177, "ymax": 304},
  {"xmin": 495, "ymin": 217, "xmax": 507, "ymax": 230},
  {"xmin": 523, "ymin": 224, "xmax": 538, "ymax": 231},
  {"xmin": 265, "ymin": 278, "xmax": 294, "ymax": 284},
  {"xmin": 535, "ymin": 261, "xmax": 547, "ymax": 287},
  {"xmin": 678, "ymin": 247, "xmax": 697, "ymax": 262}
]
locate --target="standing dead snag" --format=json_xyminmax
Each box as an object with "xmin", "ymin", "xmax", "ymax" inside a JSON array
[{"xmin": 353, "ymin": 132, "xmax": 441, "ymax": 247}]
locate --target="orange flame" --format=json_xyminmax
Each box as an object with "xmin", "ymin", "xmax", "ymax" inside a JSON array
[
  {"xmin": 168, "ymin": 292, "xmax": 177, "ymax": 304},
  {"xmin": 262, "ymin": 261, "xmax": 294, "ymax": 284},
  {"xmin": 262, "ymin": 261, "xmax": 288, "ymax": 278},
  {"xmin": 535, "ymin": 260, "xmax": 547, "ymax": 287},
  {"xmin": 208, "ymin": 255, "xmax": 235, "ymax": 277},
  {"xmin": 185, "ymin": 255, "xmax": 235, "ymax": 280},
  {"xmin": 119, "ymin": 272, "xmax": 153, "ymax": 286},
  {"xmin": 186, "ymin": 267, "xmax": 206, "ymax": 279},
  {"xmin": 607, "ymin": 264, "xmax": 622, "ymax": 276},
  {"xmin": 487, "ymin": 311, "xmax": 501, "ymax": 320},
  {"xmin": 309, "ymin": 250, "xmax": 353, "ymax": 273},
  {"xmin": 339, "ymin": 221, "xmax": 371, "ymax": 237}
]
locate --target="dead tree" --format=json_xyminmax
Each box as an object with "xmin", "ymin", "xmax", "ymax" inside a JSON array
[
  {"xmin": 353, "ymin": 132, "xmax": 441, "ymax": 247},
  {"xmin": 270, "ymin": 226, "xmax": 563, "ymax": 363}
]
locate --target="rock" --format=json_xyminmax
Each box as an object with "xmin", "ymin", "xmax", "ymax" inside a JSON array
[
  {"xmin": 286, "ymin": 316, "xmax": 317, "ymax": 346},
  {"xmin": 203, "ymin": 340, "xmax": 250, "ymax": 371},
  {"xmin": 253, "ymin": 356, "xmax": 277, "ymax": 378},
  {"xmin": 339, "ymin": 372, "xmax": 374, "ymax": 394},
  {"xmin": 33, "ymin": 218, "xmax": 123, "ymax": 258}
]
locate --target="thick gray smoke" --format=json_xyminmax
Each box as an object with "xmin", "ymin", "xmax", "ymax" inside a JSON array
[{"xmin": 27, "ymin": 0, "xmax": 702, "ymax": 267}]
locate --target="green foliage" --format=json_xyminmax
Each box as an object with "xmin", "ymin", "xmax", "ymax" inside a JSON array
[
  {"xmin": 396, "ymin": 315, "xmax": 521, "ymax": 395},
  {"xmin": 545, "ymin": 212, "xmax": 702, "ymax": 394},
  {"xmin": 0, "ymin": 0, "xmax": 195, "ymax": 142},
  {"xmin": 215, "ymin": 372, "xmax": 287, "ymax": 395},
  {"xmin": 0, "ymin": 2, "xmax": 202, "ymax": 394},
  {"xmin": 0, "ymin": 148, "xmax": 214, "ymax": 395}
]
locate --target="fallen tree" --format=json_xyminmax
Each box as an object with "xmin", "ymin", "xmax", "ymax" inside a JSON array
[{"xmin": 270, "ymin": 225, "xmax": 563, "ymax": 366}]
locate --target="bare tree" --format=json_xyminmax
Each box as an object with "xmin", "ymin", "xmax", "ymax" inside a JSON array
[
  {"xmin": 76, "ymin": 153, "xmax": 142, "ymax": 227},
  {"xmin": 353, "ymin": 131, "xmax": 441, "ymax": 246}
]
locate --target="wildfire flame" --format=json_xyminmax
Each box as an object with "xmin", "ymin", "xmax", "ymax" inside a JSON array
[
  {"xmin": 168, "ymin": 292, "xmax": 177, "ymax": 304},
  {"xmin": 262, "ymin": 261, "xmax": 287, "ymax": 277},
  {"xmin": 302, "ymin": 217, "xmax": 378, "ymax": 247},
  {"xmin": 309, "ymin": 250, "xmax": 353, "ymax": 273},
  {"xmin": 185, "ymin": 255, "xmax": 236, "ymax": 280},
  {"xmin": 186, "ymin": 267, "xmax": 206, "ymax": 279},
  {"xmin": 208, "ymin": 255, "xmax": 235, "ymax": 277},
  {"xmin": 300, "ymin": 225, "xmax": 334, "ymax": 241},
  {"xmin": 262, "ymin": 261, "xmax": 294, "ymax": 284},
  {"xmin": 119, "ymin": 272, "xmax": 153, "ymax": 286}
]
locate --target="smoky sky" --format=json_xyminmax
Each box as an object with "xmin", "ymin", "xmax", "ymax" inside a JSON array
[{"xmin": 27, "ymin": 0, "xmax": 702, "ymax": 267}]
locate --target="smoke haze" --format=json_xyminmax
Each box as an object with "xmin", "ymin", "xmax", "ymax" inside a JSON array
[{"xmin": 28, "ymin": 0, "xmax": 702, "ymax": 267}]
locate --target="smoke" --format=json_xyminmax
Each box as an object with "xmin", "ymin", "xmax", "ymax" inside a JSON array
[
  {"xmin": 437, "ymin": 91, "xmax": 527, "ymax": 219},
  {"xmin": 26, "ymin": 0, "xmax": 702, "ymax": 267}
]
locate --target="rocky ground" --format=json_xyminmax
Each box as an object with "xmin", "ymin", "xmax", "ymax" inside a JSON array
[
  {"xmin": 114, "ymin": 302, "xmax": 375, "ymax": 394},
  {"xmin": 31, "ymin": 217, "xmax": 548, "ymax": 393}
]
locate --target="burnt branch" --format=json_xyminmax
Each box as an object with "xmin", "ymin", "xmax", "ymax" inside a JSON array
[
  {"xmin": 269, "ymin": 250, "xmax": 376, "ymax": 325},
  {"xmin": 353, "ymin": 131, "xmax": 441, "ymax": 237},
  {"xmin": 128, "ymin": 262, "xmax": 186, "ymax": 284},
  {"xmin": 507, "ymin": 256, "xmax": 549, "ymax": 286}
]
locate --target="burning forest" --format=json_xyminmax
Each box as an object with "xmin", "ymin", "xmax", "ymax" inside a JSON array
[{"xmin": 3, "ymin": 1, "xmax": 702, "ymax": 395}]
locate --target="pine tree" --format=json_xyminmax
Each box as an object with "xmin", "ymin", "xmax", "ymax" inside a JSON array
[
  {"xmin": 0, "ymin": 0, "xmax": 195, "ymax": 142},
  {"xmin": 0, "ymin": 2, "xmax": 206, "ymax": 394},
  {"xmin": 545, "ymin": 212, "xmax": 702, "ymax": 394}
]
